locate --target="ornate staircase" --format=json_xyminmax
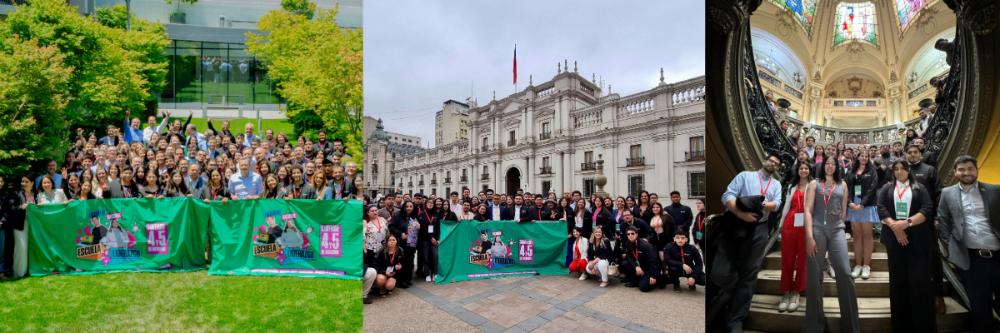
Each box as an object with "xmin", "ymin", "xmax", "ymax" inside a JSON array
[{"xmin": 744, "ymin": 238, "xmax": 971, "ymax": 332}]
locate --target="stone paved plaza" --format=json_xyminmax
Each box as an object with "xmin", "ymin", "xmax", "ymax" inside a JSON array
[{"xmin": 364, "ymin": 274, "xmax": 704, "ymax": 333}]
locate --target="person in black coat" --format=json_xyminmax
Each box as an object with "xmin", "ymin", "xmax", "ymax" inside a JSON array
[
  {"xmin": 620, "ymin": 226, "xmax": 661, "ymax": 292},
  {"xmin": 586, "ymin": 228, "xmax": 615, "ymax": 287},
  {"xmin": 374, "ymin": 234, "xmax": 403, "ymax": 296},
  {"xmin": 665, "ymin": 191, "xmax": 694, "ymax": 235},
  {"xmin": 664, "ymin": 231, "xmax": 705, "ymax": 291},
  {"xmin": 389, "ymin": 201, "xmax": 420, "ymax": 288},
  {"xmin": 877, "ymin": 160, "xmax": 936, "ymax": 332},
  {"xmin": 418, "ymin": 199, "xmax": 440, "ymax": 282},
  {"xmin": 542, "ymin": 200, "xmax": 562, "ymax": 221},
  {"xmin": 0, "ymin": 176, "xmax": 14, "ymax": 277},
  {"xmin": 591, "ymin": 198, "xmax": 614, "ymax": 240}
]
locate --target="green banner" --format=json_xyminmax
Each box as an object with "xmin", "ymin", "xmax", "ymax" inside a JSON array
[
  {"xmin": 27, "ymin": 197, "xmax": 210, "ymax": 276},
  {"xmin": 435, "ymin": 220, "xmax": 568, "ymax": 284},
  {"xmin": 208, "ymin": 199, "xmax": 363, "ymax": 280}
]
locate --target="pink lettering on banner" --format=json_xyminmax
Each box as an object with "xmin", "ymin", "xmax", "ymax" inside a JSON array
[
  {"xmin": 320, "ymin": 225, "xmax": 341, "ymax": 257},
  {"xmin": 281, "ymin": 213, "xmax": 298, "ymax": 221},
  {"xmin": 146, "ymin": 223, "xmax": 169, "ymax": 254},
  {"xmin": 519, "ymin": 239, "xmax": 534, "ymax": 263},
  {"xmin": 107, "ymin": 212, "xmax": 122, "ymax": 220}
]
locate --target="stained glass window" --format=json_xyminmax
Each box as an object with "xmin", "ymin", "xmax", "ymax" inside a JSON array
[
  {"xmin": 895, "ymin": 0, "xmax": 931, "ymax": 31},
  {"xmin": 833, "ymin": 2, "xmax": 878, "ymax": 46},
  {"xmin": 769, "ymin": 0, "xmax": 820, "ymax": 34}
]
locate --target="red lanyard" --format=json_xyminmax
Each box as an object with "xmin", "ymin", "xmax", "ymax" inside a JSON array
[
  {"xmin": 293, "ymin": 186, "xmax": 301, "ymax": 199},
  {"xmin": 632, "ymin": 241, "xmax": 638, "ymax": 259},
  {"xmin": 759, "ymin": 173, "xmax": 773, "ymax": 196},
  {"xmin": 696, "ymin": 215, "xmax": 704, "ymax": 230},
  {"xmin": 212, "ymin": 188, "xmax": 218, "ymax": 201},
  {"xmin": 388, "ymin": 250, "xmax": 397, "ymax": 265},
  {"xmin": 123, "ymin": 186, "xmax": 131, "ymax": 198},
  {"xmin": 424, "ymin": 210, "xmax": 432, "ymax": 225},
  {"xmin": 24, "ymin": 193, "xmax": 34, "ymax": 204},
  {"xmin": 895, "ymin": 183, "xmax": 910, "ymax": 200},
  {"xmin": 680, "ymin": 247, "xmax": 685, "ymax": 262},
  {"xmin": 821, "ymin": 182, "xmax": 836, "ymax": 207},
  {"xmin": 537, "ymin": 209, "xmax": 541, "ymax": 221}
]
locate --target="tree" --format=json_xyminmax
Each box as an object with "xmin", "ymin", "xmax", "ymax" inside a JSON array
[
  {"xmin": 247, "ymin": 3, "xmax": 363, "ymax": 165},
  {"xmin": 0, "ymin": 0, "xmax": 169, "ymax": 129},
  {"xmin": 0, "ymin": 36, "xmax": 73, "ymax": 177}
]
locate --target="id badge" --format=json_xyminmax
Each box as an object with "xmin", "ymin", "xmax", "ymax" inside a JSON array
[
  {"xmin": 695, "ymin": 231, "xmax": 703, "ymax": 239},
  {"xmin": 386, "ymin": 266, "xmax": 394, "ymax": 274},
  {"xmin": 793, "ymin": 213, "xmax": 804, "ymax": 227},
  {"xmin": 428, "ymin": 225, "xmax": 434, "ymax": 234},
  {"xmin": 895, "ymin": 201, "xmax": 909, "ymax": 220},
  {"xmin": 854, "ymin": 185, "xmax": 861, "ymax": 197}
]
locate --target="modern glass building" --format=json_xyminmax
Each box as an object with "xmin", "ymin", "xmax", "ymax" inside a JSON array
[{"xmin": 1, "ymin": 0, "xmax": 362, "ymax": 112}]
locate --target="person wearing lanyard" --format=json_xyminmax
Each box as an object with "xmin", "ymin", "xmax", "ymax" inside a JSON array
[
  {"xmin": 776, "ymin": 162, "xmax": 811, "ymax": 313},
  {"xmin": 665, "ymin": 231, "xmax": 705, "ymax": 292},
  {"xmin": 227, "ymin": 159, "xmax": 262, "ymax": 200},
  {"xmin": 363, "ymin": 206, "xmax": 386, "ymax": 304},
  {"xmin": 713, "ymin": 153, "xmax": 783, "ymax": 332},
  {"xmin": 692, "ymin": 199, "xmax": 706, "ymax": 250},
  {"xmin": 374, "ymin": 233, "xmax": 403, "ymax": 297},
  {"xmin": 937, "ymin": 155, "xmax": 1000, "ymax": 333},
  {"xmin": 418, "ymin": 199, "xmax": 440, "ymax": 283},
  {"xmin": 804, "ymin": 156, "xmax": 859, "ymax": 332},
  {"xmin": 620, "ymin": 225, "xmax": 660, "ymax": 291},
  {"xmin": 877, "ymin": 160, "xmax": 935, "ymax": 332},
  {"xmin": 846, "ymin": 150, "xmax": 880, "ymax": 280}
]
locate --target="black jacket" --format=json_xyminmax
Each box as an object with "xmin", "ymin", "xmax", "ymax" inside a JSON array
[
  {"xmin": 846, "ymin": 164, "xmax": 879, "ymax": 207},
  {"xmin": 632, "ymin": 205, "xmax": 654, "ymax": 222},
  {"xmin": 619, "ymin": 217, "xmax": 653, "ymax": 240},
  {"xmin": 908, "ymin": 161, "xmax": 940, "ymax": 214},
  {"xmin": 622, "ymin": 238, "xmax": 660, "ymax": 273},
  {"xmin": 591, "ymin": 208, "xmax": 615, "ymax": 239},
  {"xmin": 374, "ymin": 247, "xmax": 404, "ymax": 274},
  {"xmin": 664, "ymin": 242, "xmax": 703, "ymax": 274},
  {"xmin": 876, "ymin": 181, "xmax": 934, "ymax": 253},
  {"xmin": 666, "ymin": 203, "xmax": 694, "ymax": 233},
  {"xmin": 418, "ymin": 209, "xmax": 439, "ymax": 241},
  {"xmin": 520, "ymin": 205, "xmax": 539, "ymax": 223},
  {"xmin": 586, "ymin": 238, "xmax": 614, "ymax": 261},
  {"xmin": 567, "ymin": 212, "xmax": 595, "ymax": 238}
]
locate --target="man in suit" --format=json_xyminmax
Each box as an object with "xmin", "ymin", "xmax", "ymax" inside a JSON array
[
  {"xmin": 905, "ymin": 144, "xmax": 946, "ymax": 311},
  {"xmin": 938, "ymin": 155, "xmax": 1000, "ymax": 333},
  {"xmin": 502, "ymin": 195, "xmax": 526, "ymax": 221}
]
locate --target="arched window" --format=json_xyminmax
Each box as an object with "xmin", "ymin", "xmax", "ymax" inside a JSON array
[{"xmin": 833, "ymin": 2, "xmax": 878, "ymax": 46}]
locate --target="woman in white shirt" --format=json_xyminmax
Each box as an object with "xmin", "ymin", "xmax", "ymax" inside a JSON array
[{"xmin": 37, "ymin": 176, "xmax": 68, "ymax": 205}]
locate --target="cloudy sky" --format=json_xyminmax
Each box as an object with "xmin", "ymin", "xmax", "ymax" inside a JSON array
[{"xmin": 364, "ymin": 0, "xmax": 704, "ymax": 147}]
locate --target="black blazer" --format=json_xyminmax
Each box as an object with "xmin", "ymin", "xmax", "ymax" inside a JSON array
[
  {"xmin": 418, "ymin": 209, "xmax": 439, "ymax": 241},
  {"xmin": 632, "ymin": 205, "xmax": 654, "ymax": 222},
  {"xmin": 664, "ymin": 243, "xmax": 703, "ymax": 273},
  {"xmin": 374, "ymin": 247, "xmax": 405, "ymax": 274},
  {"xmin": 622, "ymin": 238, "xmax": 660, "ymax": 273},
  {"xmin": 519, "ymin": 205, "xmax": 538, "ymax": 223},
  {"xmin": 876, "ymin": 181, "xmax": 934, "ymax": 253},
  {"xmin": 586, "ymin": 238, "xmax": 614, "ymax": 261},
  {"xmin": 846, "ymin": 164, "xmax": 879, "ymax": 207},
  {"xmin": 567, "ymin": 212, "xmax": 595, "ymax": 238},
  {"xmin": 591, "ymin": 208, "xmax": 615, "ymax": 239}
]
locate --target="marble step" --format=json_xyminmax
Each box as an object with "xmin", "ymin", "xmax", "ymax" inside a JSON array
[
  {"xmin": 745, "ymin": 294, "xmax": 970, "ymax": 333},
  {"xmin": 754, "ymin": 269, "xmax": 890, "ymax": 297},
  {"xmin": 763, "ymin": 251, "xmax": 888, "ymax": 271}
]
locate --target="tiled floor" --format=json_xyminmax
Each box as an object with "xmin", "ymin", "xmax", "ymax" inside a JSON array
[{"xmin": 363, "ymin": 274, "xmax": 705, "ymax": 333}]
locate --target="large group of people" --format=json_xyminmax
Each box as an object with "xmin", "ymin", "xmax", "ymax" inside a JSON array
[
  {"xmin": 360, "ymin": 188, "xmax": 707, "ymax": 304},
  {"xmin": 0, "ymin": 110, "xmax": 361, "ymax": 279},
  {"xmin": 711, "ymin": 136, "xmax": 1000, "ymax": 332}
]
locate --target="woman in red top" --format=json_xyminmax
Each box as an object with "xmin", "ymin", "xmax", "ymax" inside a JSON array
[{"xmin": 778, "ymin": 162, "xmax": 812, "ymax": 312}]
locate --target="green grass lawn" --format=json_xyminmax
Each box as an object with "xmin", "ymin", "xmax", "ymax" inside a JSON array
[
  {"xmin": 168, "ymin": 117, "xmax": 297, "ymax": 137},
  {"xmin": 0, "ymin": 272, "xmax": 362, "ymax": 332}
]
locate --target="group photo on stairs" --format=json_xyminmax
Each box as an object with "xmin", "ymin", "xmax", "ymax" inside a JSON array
[{"xmin": 705, "ymin": 0, "xmax": 1000, "ymax": 332}]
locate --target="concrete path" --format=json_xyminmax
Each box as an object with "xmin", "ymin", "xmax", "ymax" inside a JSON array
[{"xmin": 364, "ymin": 274, "xmax": 705, "ymax": 333}]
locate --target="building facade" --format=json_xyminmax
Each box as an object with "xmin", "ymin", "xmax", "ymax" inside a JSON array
[
  {"xmin": 389, "ymin": 69, "xmax": 706, "ymax": 207},
  {"xmin": 435, "ymin": 100, "xmax": 471, "ymax": 147},
  {"xmin": 364, "ymin": 118, "xmax": 425, "ymax": 197}
]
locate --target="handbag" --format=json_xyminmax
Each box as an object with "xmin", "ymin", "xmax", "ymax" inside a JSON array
[{"xmin": 608, "ymin": 262, "xmax": 619, "ymax": 276}]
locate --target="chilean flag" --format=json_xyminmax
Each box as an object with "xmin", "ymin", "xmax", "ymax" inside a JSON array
[{"xmin": 513, "ymin": 45, "xmax": 518, "ymax": 85}]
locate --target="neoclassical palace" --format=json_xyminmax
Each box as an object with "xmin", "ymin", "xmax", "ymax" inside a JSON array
[{"xmin": 373, "ymin": 65, "xmax": 705, "ymax": 206}]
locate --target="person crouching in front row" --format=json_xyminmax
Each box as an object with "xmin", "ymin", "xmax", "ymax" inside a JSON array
[
  {"xmin": 664, "ymin": 231, "xmax": 704, "ymax": 292},
  {"xmin": 620, "ymin": 225, "xmax": 661, "ymax": 291}
]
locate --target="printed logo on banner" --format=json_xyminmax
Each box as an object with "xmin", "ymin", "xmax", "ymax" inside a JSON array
[
  {"xmin": 469, "ymin": 228, "xmax": 516, "ymax": 270},
  {"xmin": 75, "ymin": 211, "xmax": 140, "ymax": 266},
  {"xmin": 252, "ymin": 210, "xmax": 316, "ymax": 265}
]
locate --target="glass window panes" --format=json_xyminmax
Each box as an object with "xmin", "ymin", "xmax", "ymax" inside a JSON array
[
  {"xmin": 768, "ymin": 0, "xmax": 819, "ymax": 34},
  {"xmin": 833, "ymin": 2, "xmax": 878, "ymax": 46},
  {"xmin": 895, "ymin": 0, "xmax": 931, "ymax": 31}
]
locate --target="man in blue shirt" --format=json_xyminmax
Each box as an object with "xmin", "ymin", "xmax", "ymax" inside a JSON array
[
  {"xmin": 713, "ymin": 152, "xmax": 784, "ymax": 332},
  {"xmin": 35, "ymin": 160, "xmax": 63, "ymax": 192},
  {"xmin": 228, "ymin": 159, "xmax": 262, "ymax": 200}
]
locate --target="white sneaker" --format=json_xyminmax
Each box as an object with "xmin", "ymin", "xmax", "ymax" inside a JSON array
[
  {"xmin": 425, "ymin": 275, "xmax": 432, "ymax": 283},
  {"xmin": 777, "ymin": 292, "xmax": 790, "ymax": 312},
  {"xmin": 861, "ymin": 265, "xmax": 871, "ymax": 280},
  {"xmin": 579, "ymin": 272, "xmax": 587, "ymax": 281},
  {"xmin": 788, "ymin": 293, "xmax": 800, "ymax": 312},
  {"xmin": 828, "ymin": 265, "xmax": 836, "ymax": 279},
  {"xmin": 845, "ymin": 233, "xmax": 852, "ymax": 240},
  {"xmin": 851, "ymin": 265, "xmax": 862, "ymax": 279}
]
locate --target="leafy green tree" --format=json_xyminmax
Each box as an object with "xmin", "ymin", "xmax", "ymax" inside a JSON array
[
  {"xmin": 0, "ymin": 0, "xmax": 168, "ymax": 128},
  {"xmin": 0, "ymin": 37, "xmax": 73, "ymax": 177},
  {"xmin": 247, "ymin": 3, "xmax": 363, "ymax": 165}
]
